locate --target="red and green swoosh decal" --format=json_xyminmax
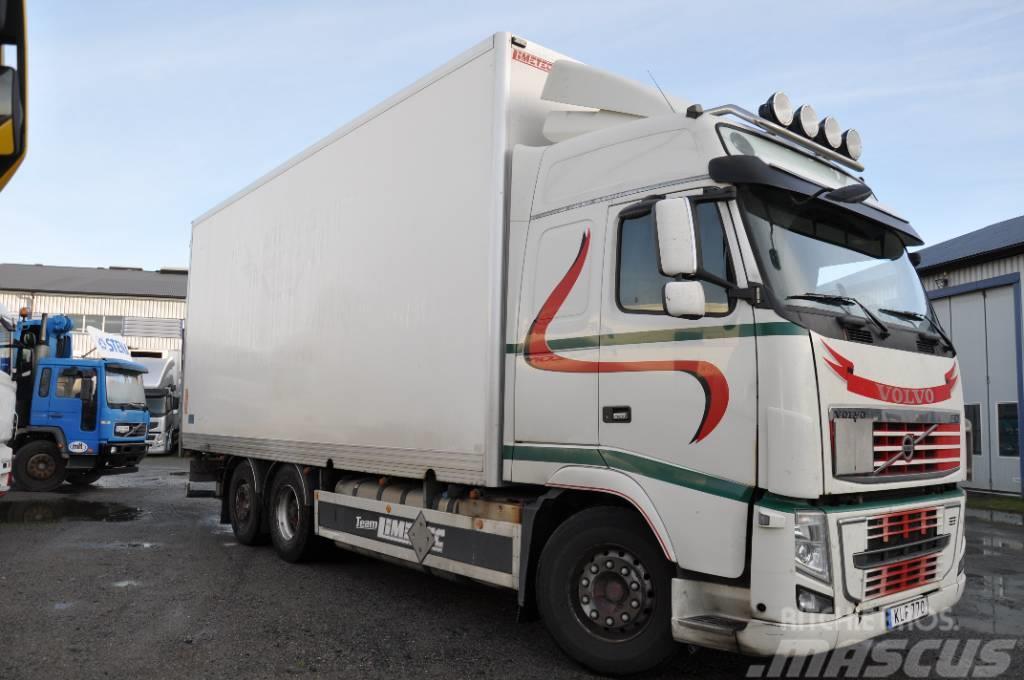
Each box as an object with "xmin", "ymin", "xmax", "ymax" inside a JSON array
[
  {"xmin": 524, "ymin": 229, "xmax": 729, "ymax": 443},
  {"xmin": 823, "ymin": 342, "xmax": 958, "ymax": 405}
]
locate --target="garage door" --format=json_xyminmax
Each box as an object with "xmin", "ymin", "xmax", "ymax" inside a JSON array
[{"xmin": 933, "ymin": 285, "xmax": 1022, "ymax": 493}]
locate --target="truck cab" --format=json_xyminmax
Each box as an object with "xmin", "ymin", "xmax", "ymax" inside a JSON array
[
  {"xmin": 132, "ymin": 350, "xmax": 180, "ymax": 454},
  {"xmin": 6, "ymin": 312, "xmax": 149, "ymax": 491}
]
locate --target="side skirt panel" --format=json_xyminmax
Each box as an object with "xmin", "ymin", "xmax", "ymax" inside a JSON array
[{"xmin": 315, "ymin": 490, "xmax": 521, "ymax": 589}]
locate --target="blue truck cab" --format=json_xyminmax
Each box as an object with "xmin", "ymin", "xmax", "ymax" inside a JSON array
[{"xmin": 5, "ymin": 312, "xmax": 150, "ymax": 491}]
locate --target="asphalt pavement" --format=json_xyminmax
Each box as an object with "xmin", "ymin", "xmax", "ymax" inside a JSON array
[{"xmin": 0, "ymin": 457, "xmax": 1021, "ymax": 679}]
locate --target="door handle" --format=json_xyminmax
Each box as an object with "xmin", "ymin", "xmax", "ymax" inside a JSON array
[
  {"xmin": 602, "ymin": 406, "xmax": 632, "ymax": 423},
  {"xmin": 48, "ymin": 413, "xmax": 63, "ymax": 419}
]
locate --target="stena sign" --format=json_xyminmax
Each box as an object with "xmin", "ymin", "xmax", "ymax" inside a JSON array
[{"xmin": 86, "ymin": 326, "xmax": 133, "ymax": 362}]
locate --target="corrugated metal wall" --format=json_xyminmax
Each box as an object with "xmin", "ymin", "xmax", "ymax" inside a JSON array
[
  {"xmin": 921, "ymin": 253, "xmax": 1024, "ymax": 292},
  {"xmin": 0, "ymin": 289, "xmax": 184, "ymax": 358}
]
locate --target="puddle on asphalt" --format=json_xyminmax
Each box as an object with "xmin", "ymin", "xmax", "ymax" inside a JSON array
[
  {"xmin": 955, "ymin": 513, "xmax": 1024, "ymax": 635},
  {"xmin": 0, "ymin": 498, "xmax": 143, "ymax": 524}
]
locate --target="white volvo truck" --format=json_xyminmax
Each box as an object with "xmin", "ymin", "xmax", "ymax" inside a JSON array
[
  {"xmin": 184, "ymin": 33, "xmax": 966, "ymax": 674},
  {"xmin": 132, "ymin": 350, "xmax": 181, "ymax": 454}
]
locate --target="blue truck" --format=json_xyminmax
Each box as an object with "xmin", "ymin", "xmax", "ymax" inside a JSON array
[{"xmin": 4, "ymin": 311, "xmax": 150, "ymax": 491}]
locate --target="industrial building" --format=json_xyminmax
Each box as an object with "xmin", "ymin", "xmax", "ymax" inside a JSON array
[
  {"xmin": 0, "ymin": 263, "xmax": 186, "ymax": 359},
  {"xmin": 916, "ymin": 215, "xmax": 1024, "ymax": 495}
]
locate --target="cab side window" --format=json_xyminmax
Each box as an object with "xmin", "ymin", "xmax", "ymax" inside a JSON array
[
  {"xmin": 37, "ymin": 367, "xmax": 52, "ymax": 398},
  {"xmin": 617, "ymin": 200, "xmax": 735, "ymax": 315}
]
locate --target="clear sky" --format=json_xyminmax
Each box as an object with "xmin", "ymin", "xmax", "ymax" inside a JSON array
[{"xmin": 1, "ymin": 1, "xmax": 1022, "ymax": 270}]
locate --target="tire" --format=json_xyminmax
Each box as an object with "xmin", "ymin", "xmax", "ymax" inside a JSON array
[
  {"xmin": 228, "ymin": 461, "xmax": 268, "ymax": 546},
  {"xmin": 536, "ymin": 506, "xmax": 676, "ymax": 675},
  {"xmin": 12, "ymin": 440, "xmax": 67, "ymax": 493},
  {"xmin": 268, "ymin": 465, "xmax": 316, "ymax": 562},
  {"xmin": 66, "ymin": 470, "xmax": 103, "ymax": 486}
]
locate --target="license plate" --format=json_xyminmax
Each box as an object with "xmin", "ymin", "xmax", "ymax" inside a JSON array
[{"xmin": 886, "ymin": 597, "xmax": 929, "ymax": 629}]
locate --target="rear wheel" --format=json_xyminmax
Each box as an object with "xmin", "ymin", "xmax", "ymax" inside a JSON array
[
  {"xmin": 536, "ymin": 506, "xmax": 676, "ymax": 675},
  {"xmin": 66, "ymin": 470, "xmax": 103, "ymax": 486},
  {"xmin": 12, "ymin": 441, "xmax": 67, "ymax": 492},
  {"xmin": 268, "ymin": 465, "xmax": 316, "ymax": 562},
  {"xmin": 228, "ymin": 461, "xmax": 267, "ymax": 545}
]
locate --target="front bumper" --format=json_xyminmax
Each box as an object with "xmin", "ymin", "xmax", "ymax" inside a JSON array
[
  {"xmin": 671, "ymin": 573, "xmax": 965, "ymax": 656},
  {"xmin": 66, "ymin": 443, "xmax": 148, "ymax": 473}
]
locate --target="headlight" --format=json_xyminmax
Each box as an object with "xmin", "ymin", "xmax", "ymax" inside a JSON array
[
  {"xmin": 114, "ymin": 424, "xmax": 131, "ymax": 436},
  {"xmin": 794, "ymin": 510, "xmax": 831, "ymax": 583}
]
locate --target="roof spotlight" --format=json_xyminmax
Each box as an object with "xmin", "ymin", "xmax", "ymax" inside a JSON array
[
  {"xmin": 840, "ymin": 129, "xmax": 862, "ymax": 160},
  {"xmin": 816, "ymin": 116, "xmax": 842, "ymax": 149},
  {"xmin": 759, "ymin": 91, "xmax": 794, "ymax": 127},
  {"xmin": 789, "ymin": 104, "xmax": 819, "ymax": 138}
]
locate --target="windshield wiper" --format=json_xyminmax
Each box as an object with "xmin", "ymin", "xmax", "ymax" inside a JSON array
[
  {"xmin": 786, "ymin": 293, "xmax": 890, "ymax": 338},
  {"xmin": 878, "ymin": 308, "xmax": 954, "ymax": 350}
]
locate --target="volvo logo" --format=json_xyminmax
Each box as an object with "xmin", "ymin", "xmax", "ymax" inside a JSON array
[{"xmin": 901, "ymin": 434, "xmax": 918, "ymax": 461}]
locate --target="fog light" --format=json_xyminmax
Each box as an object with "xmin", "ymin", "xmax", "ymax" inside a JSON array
[
  {"xmin": 759, "ymin": 91, "xmax": 794, "ymax": 127},
  {"xmin": 796, "ymin": 586, "xmax": 834, "ymax": 614},
  {"xmin": 840, "ymin": 128, "xmax": 862, "ymax": 160},
  {"xmin": 815, "ymin": 116, "xmax": 842, "ymax": 149},
  {"xmin": 789, "ymin": 104, "xmax": 819, "ymax": 138}
]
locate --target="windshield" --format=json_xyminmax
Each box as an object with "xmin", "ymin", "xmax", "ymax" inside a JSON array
[
  {"xmin": 146, "ymin": 395, "xmax": 167, "ymax": 416},
  {"xmin": 739, "ymin": 185, "xmax": 931, "ymax": 329},
  {"xmin": 105, "ymin": 369, "xmax": 147, "ymax": 410}
]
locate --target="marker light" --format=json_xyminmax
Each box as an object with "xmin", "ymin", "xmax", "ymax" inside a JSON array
[
  {"xmin": 759, "ymin": 91, "xmax": 794, "ymax": 127},
  {"xmin": 816, "ymin": 116, "xmax": 842, "ymax": 149},
  {"xmin": 840, "ymin": 129, "xmax": 862, "ymax": 160},
  {"xmin": 789, "ymin": 104, "xmax": 819, "ymax": 139}
]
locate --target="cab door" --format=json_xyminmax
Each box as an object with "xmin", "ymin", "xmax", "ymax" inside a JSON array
[
  {"xmin": 48, "ymin": 367, "xmax": 100, "ymax": 454},
  {"xmin": 597, "ymin": 194, "xmax": 758, "ymax": 577}
]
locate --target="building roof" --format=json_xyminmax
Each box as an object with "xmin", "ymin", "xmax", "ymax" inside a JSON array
[
  {"xmin": 0, "ymin": 263, "xmax": 188, "ymax": 299},
  {"xmin": 915, "ymin": 214, "xmax": 1024, "ymax": 272}
]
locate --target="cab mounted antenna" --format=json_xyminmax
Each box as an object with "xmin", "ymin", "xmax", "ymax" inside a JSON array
[{"xmin": 647, "ymin": 71, "xmax": 677, "ymax": 114}]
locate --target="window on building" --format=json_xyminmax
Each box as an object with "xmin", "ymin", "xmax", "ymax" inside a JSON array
[
  {"xmin": 618, "ymin": 200, "xmax": 735, "ymax": 315},
  {"xmin": 103, "ymin": 316, "xmax": 124, "ymax": 334},
  {"xmin": 964, "ymin": 404, "xmax": 982, "ymax": 456},
  {"xmin": 998, "ymin": 402, "xmax": 1020, "ymax": 458},
  {"xmin": 84, "ymin": 315, "xmax": 103, "ymax": 332}
]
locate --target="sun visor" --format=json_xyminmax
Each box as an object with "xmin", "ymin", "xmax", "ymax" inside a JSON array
[{"xmin": 709, "ymin": 155, "xmax": 923, "ymax": 246}]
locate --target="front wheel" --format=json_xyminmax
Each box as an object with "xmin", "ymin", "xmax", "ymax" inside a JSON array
[
  {"xmin": 536, "ymin": 506, "xmax": 676, "ymax": 675},
  {"xmin": 12, "ymin": 441, "xmax": 67, "ymax": 492}
]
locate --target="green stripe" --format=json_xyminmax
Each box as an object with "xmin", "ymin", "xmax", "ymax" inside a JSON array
[
  {"xmin": 600, "ymin": 449, "xmax": 754, "ymax": 502},
  {"xmin": 502, "ymin": 444, "xmax": 605, "ymax": 467},
  {"xmin": 758, "ymin": 487, "xmax": 966, "ymax": 514},
  {"xmin": 505, "ymin": 321, "xmax": 804, "ymax": 355},
  {"xmin": 505, "ymin": 444, "xmax": 753, "ymax": 503}
]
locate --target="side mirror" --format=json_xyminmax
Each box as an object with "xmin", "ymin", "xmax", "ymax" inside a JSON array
[
  {"xmin": 655, "ymin": 198, "xmax": 697, "ymax": 276},
  {"xmin": 908, "ymin": 251, "xmax": 922, "ymax": 267},
  {"xmin": 664, "ymin": 280, "xmax": 705, "ymax": 319},
  {"xmin": 0, "ymin": 66, "xmax": 23, "ymax": 158}
]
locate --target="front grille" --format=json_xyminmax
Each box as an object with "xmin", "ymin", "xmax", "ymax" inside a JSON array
[
  {"xmin": 116, "ymin": 422, "xmax": 147, "ymax": 438},
  {"xmin": 854, "ymin": 506, "xmax": 949, "ymax": 570},
  {"xmin": 872, "ymin": 422, "xmax": 960, "ymax": 476},
  {"xmin": 867, "ymin": 507, "xmax": 939, "ymax": 549},
  {"xmin": 864, "ymin": 553, "xmax": 940, "ymax": 599},
  {"xmin": 148, "ymin": 421, "xmax": 160, "ymax": 432}
]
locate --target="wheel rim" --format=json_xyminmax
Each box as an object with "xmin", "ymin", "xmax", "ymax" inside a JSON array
[
  {"xmin": 234, "ymin": 481, "xmax": 252, "ymax": 524},
  {"xmin": 274, "ymin": 485, "xmax": 300, "ymax": 542},
  {"xmin": 25, "ymin": 452, "xmax": 58, "ymax": 481},
  {"xmin": 572, "ymin": 546, "xmax": 654, "ymax": 641}
]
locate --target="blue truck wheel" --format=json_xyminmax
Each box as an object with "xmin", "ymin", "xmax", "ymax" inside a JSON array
[{"xmin": 13, "ymin": 440, "xmax": 67, "ymax": 492}]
